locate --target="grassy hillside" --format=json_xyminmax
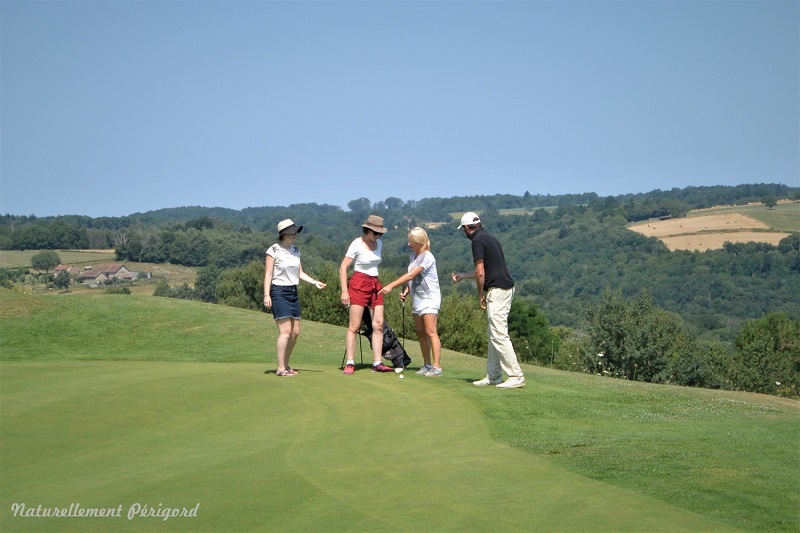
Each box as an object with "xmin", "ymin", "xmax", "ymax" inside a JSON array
[
  {"xmin": 0, "ymin": 249, "xmax": 117, "ymax": 268},
  {"xmin": 1, "ymin": 289, "xmax": 798, "ymax": 531},
  {"xmin": 1, "ymin": 252, "xmax": 198, "ymax": 297},
  {"xmin": 634, "ymin": 201, "xmax": 799, "ymax": 251},
  {"xmin": 629, "ymin": 211, "xmax": 792, "ymax": 251},
  {"xmin": 689, "ymin": 202, "xmax": 800, "ymax": 232}
]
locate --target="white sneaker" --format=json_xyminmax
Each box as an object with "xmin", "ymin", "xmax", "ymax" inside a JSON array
[
  {"xmin": 416, "ymin": 365, "xmax": 433, "ymax": 375},
  {"xmin": 473, "ymin": 376, "xmax": 503, "ymax": 386},
  {"xmin": 496, "ymin": 377, "xmax": 526, "ymax": 389},
  {"xmin": 424, "ymin": 367, "xmax": 443, "ymax": 377}
]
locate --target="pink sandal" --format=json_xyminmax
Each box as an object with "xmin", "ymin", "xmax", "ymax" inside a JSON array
[
  {"xmin": 276, "ymin": 369, "xmax": 295, "ymax": 377},
  {"xmin": 286, "ymin": 367, "xmax": 299, "ymax": 375}
]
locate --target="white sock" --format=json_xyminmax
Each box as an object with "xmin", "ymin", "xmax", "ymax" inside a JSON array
[{"xmin": 347, "ymin": 360, "xmax": 355, "ymax": 366}]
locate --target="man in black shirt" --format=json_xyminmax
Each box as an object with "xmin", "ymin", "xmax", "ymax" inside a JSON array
[{"xmin": 452, "ymin": 212, "xmax": 525, "ymax": 389}]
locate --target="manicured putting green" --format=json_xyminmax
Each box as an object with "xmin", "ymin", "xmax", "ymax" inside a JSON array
[{"xmin": 1, "ymin": 361, "xmax": 733, "ymax": 532}]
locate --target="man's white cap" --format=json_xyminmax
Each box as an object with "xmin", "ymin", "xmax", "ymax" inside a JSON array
[{"xmin": 458, "ymin": 212, "xmax": 481, "ymax": 230}]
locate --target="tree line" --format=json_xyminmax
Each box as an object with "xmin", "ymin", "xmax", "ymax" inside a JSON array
[{"xmin": 3, "ymin": 183, "xmax": 797, "ymax": 249}]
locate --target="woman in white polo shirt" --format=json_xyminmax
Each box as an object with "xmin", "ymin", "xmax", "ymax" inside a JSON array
[{"xmin": 264, "ymin": 219, "xmax": 326, "ymax": 377}]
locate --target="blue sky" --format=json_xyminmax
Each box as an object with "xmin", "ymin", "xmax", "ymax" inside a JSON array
[{"xmin": 1, "ymin": 0, "xmax": 797, "ymax": 218}]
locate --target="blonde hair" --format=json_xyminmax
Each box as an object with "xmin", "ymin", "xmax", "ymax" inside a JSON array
[{"xmin": 407, "ymin": 227, "xmax": 430, "ymax": 252}]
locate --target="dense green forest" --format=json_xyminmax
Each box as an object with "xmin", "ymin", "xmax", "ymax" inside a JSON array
[{"xmin": 3, "ymin": 183, "xmax": 799, "ymax": 397}]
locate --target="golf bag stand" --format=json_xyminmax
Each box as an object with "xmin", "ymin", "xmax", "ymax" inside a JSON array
[
  {"xmin": 358, "ymin": 307, "xmax": 411, "ymax": 369},
  {"xmin": 340, "ymin": 327, "xmax": 365, "ymax": 369}
]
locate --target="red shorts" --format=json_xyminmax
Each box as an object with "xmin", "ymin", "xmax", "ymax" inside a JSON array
[{"xmin": 348, "ymin": 272, "xmax": 385, "ymax": 307}]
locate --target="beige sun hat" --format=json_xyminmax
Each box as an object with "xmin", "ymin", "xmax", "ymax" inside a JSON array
[
  {"xmin": 362, "ymin": 215, "xmax": 387, "ymax": 234},
  {"xmin": 277, "ymin": 219, "xmax": 303, "ymax": 235}
]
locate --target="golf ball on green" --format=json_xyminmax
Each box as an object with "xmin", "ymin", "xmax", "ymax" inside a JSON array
[{"xmin": 399, "ymin": 374, "xmax": 404, "ymax": 379}]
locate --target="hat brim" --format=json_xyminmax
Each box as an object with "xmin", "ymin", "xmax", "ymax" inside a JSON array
[
  {"xmin": 458, "ymin": 219, "xmax": 481, "ymax": 230},
  {"xmin": 362, "ymin": 224, "xmax": 387, "ymax": 234},
  {"xmin": 279, "ymin": 225, "xmax": 303, "ymax": 235}
]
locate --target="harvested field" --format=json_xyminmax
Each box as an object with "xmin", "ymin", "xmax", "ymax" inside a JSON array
[
  {"xmin": 631, "ymin": 214, "xmax": 769, "ymax": 237},
  {"xmin": 0, "ymin": 249, "xmax": 117, "ymax": 268},
  {"xmin": 660, "ymin": 231, "xmax": 792, "ymax": 252},
  {"xmin": 629, "ymin": 213, "xmax": 791, "ymax": 251}
]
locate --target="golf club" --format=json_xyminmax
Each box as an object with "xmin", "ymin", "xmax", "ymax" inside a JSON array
[
  {"xmin": 392, "ymin": 299, "xmax": 406, "ymax": 377},
  {"xmin": 399, "ymin": 298, "xmax": 406, "ymax": 377}
]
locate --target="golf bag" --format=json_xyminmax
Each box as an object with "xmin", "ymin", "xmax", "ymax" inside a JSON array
[{"xmin": 359, "ymin": 307, "xmax": 411, "ymax": 369}]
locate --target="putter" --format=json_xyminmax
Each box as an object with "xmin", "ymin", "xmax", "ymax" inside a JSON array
[
  {"xmin": 401, "ymin": 299, "xmax": 406, "ymax": 354},
  {"xmin": 400, "ymin": 298, "xmax": 406, "ymax": 372},
  {"xmin": 394, "ymin": 298, "xmax": 407, "ymax": 376}
]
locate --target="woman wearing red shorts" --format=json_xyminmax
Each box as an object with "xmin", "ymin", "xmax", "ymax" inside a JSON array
[{"xmin": 339, "ymin": 215, "xmax": 395, "ymax": 374}]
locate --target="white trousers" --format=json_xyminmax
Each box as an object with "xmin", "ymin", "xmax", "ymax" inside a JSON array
[{"xmin": 485, "ymin": 287, "xmax": 524, "ymax": 380}]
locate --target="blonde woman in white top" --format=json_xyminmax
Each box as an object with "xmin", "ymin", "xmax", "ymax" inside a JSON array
[
  {"xmin": 339, "ymin": 215, "xmax": 395, "ymax": 375},
  {"xmin": 264, "ymin": 219, "xmax": 326, "ymax": 377},
  {"xmin": 379, "ymin": 227, "xmax": 442, "ymax": 376}
]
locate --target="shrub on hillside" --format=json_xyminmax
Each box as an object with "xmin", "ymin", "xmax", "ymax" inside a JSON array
[
  {"xmin": 105, "ymin": 286, "xmax": 131, "ymax": 295},
  {"xmin": 0, "ymin": 268, "xmax": 27, "ymax": 289},
  {"xmin": 437, "ymin": 292, "xmax": 488, "ymax": 358},
  {"xmin": 731, "ymin": 313, "xmax": 800, "ymax": 397}
]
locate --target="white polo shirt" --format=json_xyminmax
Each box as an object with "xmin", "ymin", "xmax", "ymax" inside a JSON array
[{"xmin": 267, "ymin": 243, "xmax": 301, "ymax": 286}]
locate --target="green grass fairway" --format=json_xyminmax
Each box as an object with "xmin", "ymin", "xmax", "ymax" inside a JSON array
[
  {"xmin": 1, "ymin": 290, "xmax": 798, "ymax": 532},
  {"xmin": 2, "ymin": 361, "xmax": 733, "ymax": 532}
]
